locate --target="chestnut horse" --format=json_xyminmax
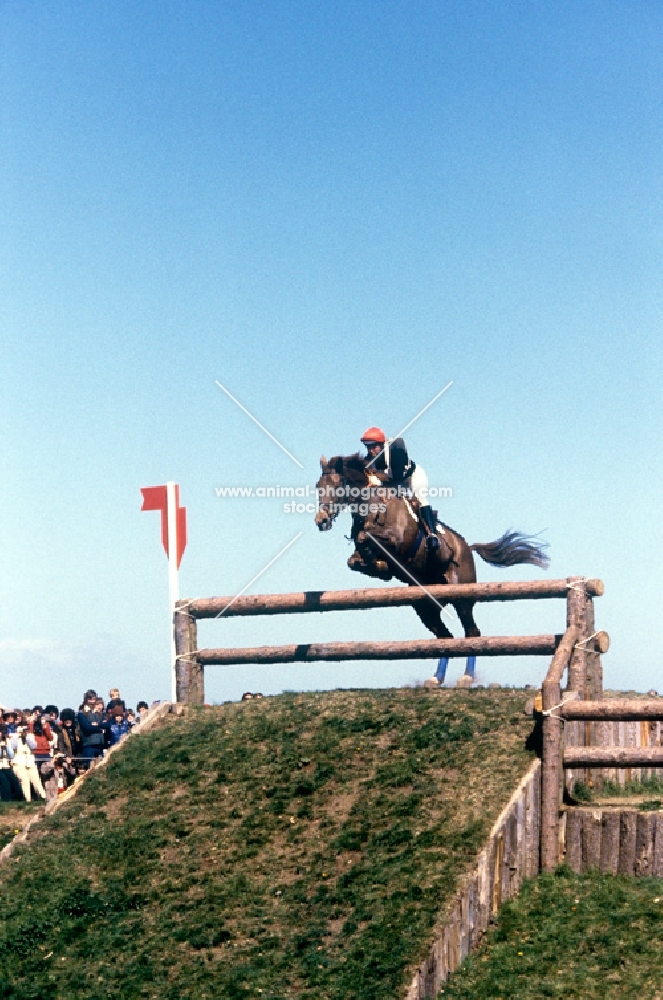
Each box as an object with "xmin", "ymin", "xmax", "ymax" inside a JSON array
[{"xmin": 315, "ymin": 454, "xmax": 549, "ymax": 640}]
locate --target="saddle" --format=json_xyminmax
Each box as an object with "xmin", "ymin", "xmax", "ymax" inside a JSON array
[{"xmin": 381, "ymin": 480, "xmax": 440, "ymax": 551}]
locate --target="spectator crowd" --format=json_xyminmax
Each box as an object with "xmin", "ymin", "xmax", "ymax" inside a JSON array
[{"xmin": 0, "ymin": 689, "xmax": 153, "ymax": 803}]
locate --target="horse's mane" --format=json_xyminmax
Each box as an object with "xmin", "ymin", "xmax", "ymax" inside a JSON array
[{"xmin": 328, "ymin": 453, "xmax": 370, "ymax": 487}]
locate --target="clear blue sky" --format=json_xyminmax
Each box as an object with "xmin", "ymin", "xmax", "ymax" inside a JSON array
[{"xmin": 1, "ymin": 1, "xmax": 662, "ymax": 709}]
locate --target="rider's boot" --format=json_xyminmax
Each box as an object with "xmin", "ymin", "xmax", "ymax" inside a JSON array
[{"xmin": 420, "ymin": 505, "xmax": 440, "ymax": 551}]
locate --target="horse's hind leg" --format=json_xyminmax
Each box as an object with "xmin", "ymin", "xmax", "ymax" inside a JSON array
[
  {"xmin": 435, "ymin": 657, "xmax": 449, "ymax": 683},
  {"xmin": 454, "ymin": 600, "xmax": 481, "ymax": 638},
  {"xmin": 413, "ymin": 598, "xmax": 454, "ymax": 639}
]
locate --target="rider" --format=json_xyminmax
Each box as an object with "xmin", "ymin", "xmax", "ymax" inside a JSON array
[{"xmin": 360, "ymin": 427, "xmax": 440, "ymax": 551}]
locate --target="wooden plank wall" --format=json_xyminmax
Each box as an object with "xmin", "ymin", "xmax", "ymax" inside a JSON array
[
  {"xmin": 565, "ymin": 718, "xmax": 663, "ymax": 790},
  {"xmin": 404, "ymin": 759, "xmax": 541, "ymax": 1000},
  {"xmin": 563, "ymin": 807, "xmax": 663, "ymax": 877}
]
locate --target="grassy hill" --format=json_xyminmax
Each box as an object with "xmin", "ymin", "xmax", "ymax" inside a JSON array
[
  {"xmin": 442, "ymin": 867, "xmax": 663, "ymax": 999},
  {"xmin": 0, "ymin": 688, "xmax": 536, "ymax": 1000},
  {"xmin": 0, "ymin": 802, "xmax": 41, "ymax": 852}
]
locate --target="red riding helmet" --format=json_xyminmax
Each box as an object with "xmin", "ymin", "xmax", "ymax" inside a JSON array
[{"xmin": 361, "ymin": 426, "xmax": 386, "ymax": 444}]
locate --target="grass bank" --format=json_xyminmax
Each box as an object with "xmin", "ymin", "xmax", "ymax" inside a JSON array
[
  {"xmin": 0, "ymin": 687, "xmax": 535, "ymax": 1000},
  {"xmin": 442, "ymin": 867, "xmax": 663, "ymax": 999},
  {"xmin": 0, "ymin": 802, "xmax": 42, "ymax": 851}
]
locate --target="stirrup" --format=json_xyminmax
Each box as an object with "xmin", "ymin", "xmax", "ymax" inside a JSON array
[{"xmin": 426, "ymin": 533, "xmax": 440, "ymax": 551}]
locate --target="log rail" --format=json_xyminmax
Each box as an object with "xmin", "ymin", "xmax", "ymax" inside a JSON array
[
  {"xmin": 184, "ymin": 577, "xmax": 604, "ymax": 619},
  {"xmin": 559, "ymin": 700, "xmax": 663, "ymax": 721},
  {"xmin": 563, "ymin": 746, "xmax": 663, "ymax": 768},
  {"xmin": 197, "ymin": 634, "xmax": 566, "ymax": 666}
]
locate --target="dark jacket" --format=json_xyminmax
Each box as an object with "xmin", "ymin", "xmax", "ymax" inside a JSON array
[
  {"xmin": 77, "ymin": 710, "xmax": 110, "ymax": 748},
  {"xmin": 58, "ymin": 722, "xmax": 84, "ymax": 758}
]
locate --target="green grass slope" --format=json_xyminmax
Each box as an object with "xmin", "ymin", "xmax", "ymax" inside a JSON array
[
  {"xmin": 0, "ymin": 688, "xmax": 536, "ymax": 1000},
  {"xmin": 0, "ymin": 802, "xmax": 42, "ymax": 851},
  {"xmin": 442, "ymin": 868, "xmax": 663, "ymax": 999}
]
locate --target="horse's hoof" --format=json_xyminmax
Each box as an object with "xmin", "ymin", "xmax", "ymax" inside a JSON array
[
  {"xmin": 456, "ymin": 675, "xmax": 473, "ymax": 689},
  {"xmin": 373, "ymin": 561, "xmax": 393, "ymax": 580}
]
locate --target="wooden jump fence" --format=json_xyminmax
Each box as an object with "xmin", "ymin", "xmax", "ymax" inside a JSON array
[
  {"xmin": 175, "ymin": 574, "xmax": 662, "ymax": 873},
  {"xmin": 173, "ymin": 575, "xmax": 606, "ymax": 704},
  {"xmin": 540, "ymin": 582, "xmax": 663, "ymax": 870},
  {"xmin": 172, "ymin": 574, "xmax": 663, "ymax": 992}
]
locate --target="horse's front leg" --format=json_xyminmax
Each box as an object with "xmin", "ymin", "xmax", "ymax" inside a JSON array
[
  {"xmin": 344, "ymin": 516, "xmax": 389, "ymax": 579},
  {"xmin": 348, "ymin": 544, "xmax": 393, "ymax": 580}
]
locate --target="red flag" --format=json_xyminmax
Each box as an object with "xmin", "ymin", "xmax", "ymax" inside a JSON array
[
  {"xmin": 141, "ymin": 484, "xmax": 187, "ymax": 568},
  {"xmin": 140, "ymin": 485, "xmax": 167, "ymax": 512},
  {"xmin": 176, "ymin": 503, "xmax": 187, "ymax": 568}
]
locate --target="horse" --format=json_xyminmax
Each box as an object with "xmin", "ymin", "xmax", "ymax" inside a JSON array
[{"xmin": 314, "ymin": 454, "xmax": 549, "ymax": 644}]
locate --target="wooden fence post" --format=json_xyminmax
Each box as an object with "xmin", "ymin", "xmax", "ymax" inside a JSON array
[
  {"xmin": 566, "ymin": 577, "xmax": 589, "ymax": 790},
  {"xmin": 566, "ymin": 577, "xmax": 587, "ymax": 695},
  {"xmin": 541, "ymin": 625, "xmax": 579, "ymax": 872},
  {"xmin": 174, "ymin": 603, "xmax": 204, "ymax": 705},
  {"xmin": 541, "ymin": 674, "xmax": 562, "ymax": 872},
  {"xmin": 584, "ymin": 595, "xmax": 602, "ymax": 701}
]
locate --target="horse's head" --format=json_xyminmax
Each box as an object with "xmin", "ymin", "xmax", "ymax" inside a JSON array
[{"xmin": 315, "ymin": 455, "xmax": 344, "ymax": 531}]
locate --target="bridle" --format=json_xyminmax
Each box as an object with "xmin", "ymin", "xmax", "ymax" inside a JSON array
[{"xmin": 315, "ymin": 464, "xmax": 345, "ymax": 530}]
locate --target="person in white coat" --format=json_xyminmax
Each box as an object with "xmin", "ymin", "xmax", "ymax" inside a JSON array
[
  {"xmin": 10, "ymin": 725, "xmax": 47, "ymax": 801},
  {"xmin": 0, "ymin": 726, "xmax": 22, "ymax": 800}
]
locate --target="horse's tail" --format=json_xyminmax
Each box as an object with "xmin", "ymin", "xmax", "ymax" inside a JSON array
[{"xmin": 470, "ymin": 530, "xmax": 549, "ymax": 569}]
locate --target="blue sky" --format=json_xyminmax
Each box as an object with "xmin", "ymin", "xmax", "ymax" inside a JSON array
[{"xmin": 1, "ymin": 1, "xmax": 662, "ymax": 709}]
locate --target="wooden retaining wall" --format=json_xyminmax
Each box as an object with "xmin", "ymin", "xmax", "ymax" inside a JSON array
[
  {"xmin": 562, "ymin": 807, "xmax": 663, "ymax": 877},
  {"xmin": 404, "ymin": 759, "xmax": 541, "ymax": 999}
]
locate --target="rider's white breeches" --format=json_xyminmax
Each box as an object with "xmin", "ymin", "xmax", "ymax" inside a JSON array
[{"xmin": 407, "ymin": 464, "xmax": 429, "ymax": 504}]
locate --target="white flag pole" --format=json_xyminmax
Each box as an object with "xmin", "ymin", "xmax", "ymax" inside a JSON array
[{"xmin": 166, "ymin": 481, "xmax": 179, "ymax": 702}]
